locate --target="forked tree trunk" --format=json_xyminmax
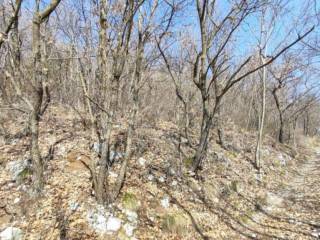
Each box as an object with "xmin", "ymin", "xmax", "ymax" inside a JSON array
[
  {"xmin": 112, "ymin": 20, "xmax": 143, "ymax": 199},
  {"xmin": 94, "ymin": 0, "xmax": 135, "ymax": 205}
]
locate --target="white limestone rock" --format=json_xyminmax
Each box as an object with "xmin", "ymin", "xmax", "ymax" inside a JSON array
[
  {"xmin": 124, "ymin": 223, "xmax": 135, "ymax": 237},
  {"xmin": 106, "ymin": 216, "xmax": 121, "ymax": 232},
  {"xmin": 123, "ymin": 209, "xmax": 138, "ymax": 223},
  {"xmin": 87, "ymin": 207, "xmax": 109, "ymax": 233},
  {"xmin": 161, "ymin": 196, "xmax": 170, "ymax": 209},
  {"xmin": 138, "ymin": 157, "xmax": 146, "ymax": 167},
  {"xmin": 6, "ymin": 159, "xmax": 31, "ymax": 180},
  {"xmin": 0, "ymin": 227, "xmax": 23, "ymax": 240}
]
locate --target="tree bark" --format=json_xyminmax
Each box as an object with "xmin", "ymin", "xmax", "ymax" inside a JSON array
[
  {"xmin": 30, "ymin": 11, "xmax": 44, "ymax": 192},
  {"xmin": 192, "ymin": 96, "xmax": 212, "ymax": 172},
  {"xmin": 0, "ymin": 0, "xmax": 22, "ymax": 49},
  {"xmin": 94, "ymin": 0, "xmax": 135, "ymax": 205},
  {"xmin": 255, "ymin": 13, "xmax": 268, "ymax": 171},
  {"xmin": 279, "ymin": 117, "xmax": 285, "ymax": 144},
  {"xmin": 30, "ymin": 0, "xmax": 61, "ymax": 193},
  {"xmin": 113, "ymin": 17, "xmax": 143, "ymax": 199},
  {"xmin": 272, "ymin": 87, "xmax": 285, "ymax": 144}
]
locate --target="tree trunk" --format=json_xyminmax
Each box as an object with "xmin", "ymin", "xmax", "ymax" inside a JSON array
[
  {"xmin": 255, "ymin": 28, "xmax": 268, "ymax": 171},
  {"xmin": 94, "ymin": 0, "xmax": 110, "ymax": 205},
  {"xmin": 192, "ymin": 97, "xmax": 212, "ymax": 172},
  {"xmin": 31, "ymin": 15, "xmax": 44, "ymax": 192},
  {"xmin": 29, "ymin": 0, "xmax": 62, "ymax": 193},
  {"xmin": 272, "ymin": 88, "xmax": 285, "ymax": 144},
  {"xmin": 112, "ymin": 24, "xmax": 143, "ymax": 200},
  {"xmin": 216, "ymin": 101, "xmax": 226, "ymax": 148},
  {"xmin": 93, "ymin": 0, "xmax": 135, "ymax": 205},
  {"xmin": 279, "ymin": 117, "xmax": 285, "ymax": 144},
  {"xmin": 304, "ymin": 111, "xmax": 309, "ymax": 136},
  {"xmin": 292, "ymin": 117, "xmax": 298, "ymax": 147}
]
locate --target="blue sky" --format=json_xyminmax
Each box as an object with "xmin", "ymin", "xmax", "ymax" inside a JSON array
[
  {"xmin": 20, "ymin": 0, "xmax": 319, "ymax": 69},
  {"xmin": 179, "ymin": 0, "xmax": 318, "ymax": 57}
]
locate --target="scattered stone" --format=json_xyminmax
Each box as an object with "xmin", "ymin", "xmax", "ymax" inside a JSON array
[
  {"xmin": 13, "ymin": 198, "xmax": 20, "ymax": 204},
  {"xmin": 106, "ymin": 217, "xmax": 121, "ymax": 232},
  {"xmin": 69, "ymin": 201, "xmax": 80, "ymax": 211},
  {"xmin": 213, "ymin": 152, "xmax": 230, "ymax": 166},
  {"xmin": 90, "ymin": 143, "xmax": 123, "ymax": 162},
  {"xmin": 138, "ymin": 157, "xmax": 146, "ymax": 167},
  {"xmin": 288, "ymin": 219, "xmax": 295, "ymax": 224},
  {"xmin": 171, "ymin": 180, "xmax": 178, "ymax": 186},
  {"xmin": 16, "ymin": 185, "xmax": 26, "ymax": 191},
  {"xmin": 91, "ymin": 142, "xmax": 101, "ymax": 154},
  {"xmin": 265, "ymin": 192, "xmax": 283, "ymax": 208},
  {"xmin": 311, "ymin": 229, "xmax": 320, "ymax": 238},
  {"xmin": 160, "ymin": 196, "xmax": 170, "ymax": 209},
  {"xmin": 148, "ymin": 215, "xmax": 155, "ymax": 222},
  {"xmin": 158, "ymin": 176, "xmax": 166, "ymax": 183},
  {"xmin": 87, "ymin": 208, "xmax": 109, "ymax": 233},
  {"xmin": 255, "ymin": 173, "xmax": 263, "ymax": 182},
  {"xmin": 109, "ymin": 171, "xmax": 118, "ymax": 178},
  {"xmin": 167, "ymin": 167, "xmax": 176, "ymax": 176},
  {"xmin": 278, "ymin": 154, "xmax": 286, "ymax": 166},
  {"xmin": 6, "ymin": 159, "xmax": 32, "ymax": 181},
  {"xmin": 0, "ymin": 227, "xmax": 23, "ymax": 240},
  {"xmin": 58, "ymin": 145, "xmax": 66, "ymax": 155},
  {"xmin": 147, "ymin": 174, "xmax": 154, "ymax": 181},
  {"xmin": 123, "ymin": 209, "xmax": 138, "ymax": 223},
  {"xmin": 110, "ymin": 151, "xmax": 124, "ymax": 162},
  {"xmin": 123, "ymin": 223, "xmax": 135, "ymax": 237}
]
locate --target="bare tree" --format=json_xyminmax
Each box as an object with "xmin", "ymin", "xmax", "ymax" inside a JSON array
[
  {"xmin": 30, "ymin": 0, "xmax": 61, "ymax": 193},
  {"xmin": 270, "ymin": 55, "xmax": 320, "ymax": 143},
  {"xmin": 190, "ymin": 0, "xmax": 314, "ymax": 172},
  {"xmin": 0, "ymin": 0, "xmax": 22, "ymax": 49},
  {"xmin": 84, "ymin": 0, "xmax": 144, "ymax": 205}
]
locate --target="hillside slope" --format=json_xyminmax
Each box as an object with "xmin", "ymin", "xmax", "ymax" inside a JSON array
[{"xmin": 0, "ymin": 106, "xmax": 319, "ymax": 240}]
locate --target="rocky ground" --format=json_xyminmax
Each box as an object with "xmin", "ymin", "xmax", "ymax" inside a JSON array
[{"xmin": 0, "ymin": 105, "xmax": 319, "ymax": 240}]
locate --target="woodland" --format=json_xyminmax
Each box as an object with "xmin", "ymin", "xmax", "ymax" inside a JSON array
[{"xmin": 0, "ymin": 0, "xmax": 320, "ymax": 239}]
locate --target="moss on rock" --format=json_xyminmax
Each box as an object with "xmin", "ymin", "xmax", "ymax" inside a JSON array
[
  {"xmin": 17, "ymin": 167, "xmax": 32, "ymax": 183},
  {"xmin": 122, "ymin": 192, "xmax": 140, "ymax": 211}
]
